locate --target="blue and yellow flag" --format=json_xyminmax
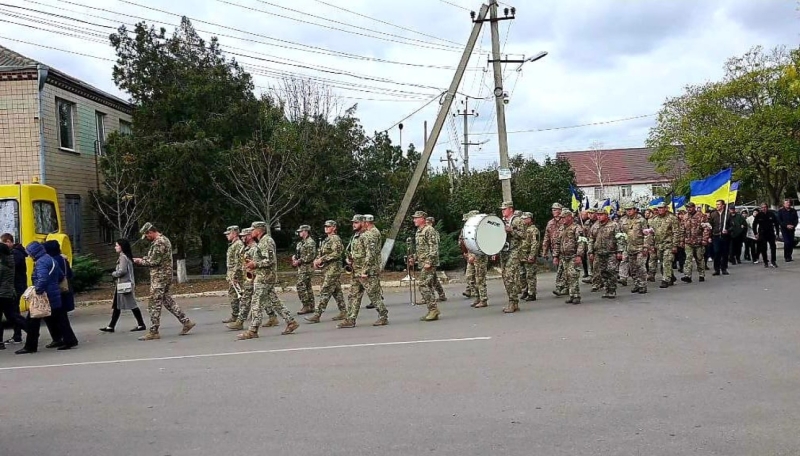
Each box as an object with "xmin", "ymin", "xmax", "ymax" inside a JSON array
[
  {"xmin": 672, "ymin": 196, "xmax": 687, "ymax": 212},
  {"xmin": 728, "ymin": 181, "xmax": 740, "ymax": 204},
  {"xmin": 601, "ymin": 198, "xmax": 612, "ymax": 214},
  {"xmin": 569, "ymin": 185, "xmax": 581, "ymax": 211},
  {"xmin": 690, "ymin": 168, "xmax": 732, "ymax": 207},
  {"xmin": 648, "ymin": 197, "xmax": 664, "ymax": 208}
]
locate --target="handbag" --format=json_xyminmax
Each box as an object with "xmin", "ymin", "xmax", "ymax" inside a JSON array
[
  {"xmin": 23, "ymin": 286, "xmax": 52, "ymax": 319},
  {"xmin": 58, "ymin": 257, "xmax": 69, "ymax": 292},
  {"xmin": 116, "ymin": 282, "xmax": 133, "ymax": 294}
]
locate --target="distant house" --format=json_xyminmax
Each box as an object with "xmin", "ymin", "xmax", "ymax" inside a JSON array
[
  {"xmin": 0, "ymin": 44, "xmax": 132, "ymax": 263},
  {"xmin": 556, "ymin": 147, "xmax": 674, "ymax": 206}
]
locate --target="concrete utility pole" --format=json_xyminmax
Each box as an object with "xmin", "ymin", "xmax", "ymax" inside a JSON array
[
  {"xmin": 440, "ymin": 149, "xmax": 458, "ymax": 194},
  {"xmin": 454, "ymin": 97, "xmax": 480, "ymax": 174},
  {"xmin": 488, "ymin": 0, "xmax": 515, "ymax": 202},
  {"xmin": 380, "ymin": 3, "xmax": 490, "ymax": 270}
]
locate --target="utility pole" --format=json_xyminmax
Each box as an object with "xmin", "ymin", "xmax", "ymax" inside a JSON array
[
  {"xmin": 440, "ymin": 149, "xmax": 458, "ymax": 194},
  {"xmin": 488, "ymin": 1, "xmax": 515, "ymax": 202},
  {"xmin": 380, "ymin": 3, "xmax": 490, "ymax": 270},
  {"xmin": 454, "ymin": 97, "xmax": 480, "ymax": 174}
]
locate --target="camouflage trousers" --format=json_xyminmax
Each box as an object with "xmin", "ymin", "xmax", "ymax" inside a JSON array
[
  {"xmin": 470, "ymin": 255, "xmax": 488, "ymax": 304},
  {"xmin": 464, "ymin": 260, "xmax": 476, "ymax": 296},
  {"xmin": 618, "ymin": 252, "xmax": 629, "ymax": 280},
  {"xmin": 522, "ymin": 261, "xmax": 537, "ymax": 297},
  {"xmin": 237, "ymin": 280, "xmax": 273, "ymax": 322},
  {"xmin": 315, "ymin": 267, "xmax": 345, "ymax": 316},
  {"xmin": 227, "ymin": 277, "xmax": 243, "ymax": 317},
  {"xmin": 296, "ymin": 269, "xmax": 315, "ymax": 308},
  {"xmin": 652, "ymin": 245, "xmax": 675, "ymax": 282},
  {"xmin": 251, "ymin": 279, "xmax": 294, "ymax": 330},
  {"xmin": 517, "ymin": 263, "xmax": 527, "ymax": 294},
  {"xmin": 148, "ymin": 285, "xmax": 189, "ymax": 332},
  {"xmin": 684, "ymin": 245, "xmax": 706, "ymax": 279},
  {"xmin": 554, "ymin": 259, "xmax": 566, "ymax": 293},
  {"xmin": 417, "ymin": 267, "xmax": 439, "ymax": 311},
  {"xmin": 432, "ymin": 270, "xmax": 446, "ymax": 299},
  {"xmin": 347, "ymin": 275, "xmax": 388, "ymax": 321},
  {"xmin": 501, "ymin": 250, "xmax": 522, "ymax": 305},
  {"xmin": 595, "ymin": 254, "xmax": 619, "ymax": 294},
  {"xmin": 591, "ymin": 254, "xmax": 602, "ymax": 289},
  {"xmin": 627, "ymin": 252, "xmax": 647, "ymax": 291},
  {"xmin": 563, "ymin": 260, "xmax": 581, "ymax": 300}
]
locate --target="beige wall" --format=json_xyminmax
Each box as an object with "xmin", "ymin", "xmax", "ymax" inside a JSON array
[
  {"xmin": 40, "ymin": 83, "xmax": 131, "ymax": 265},
  {"xmin": 0, "ymin": 79, "xmax": 40, "ymax": 183}
]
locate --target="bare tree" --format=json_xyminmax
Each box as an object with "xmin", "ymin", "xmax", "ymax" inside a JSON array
[
  {"xmin": 269, "ymin": 76, "xmax": 341, "ymax": 123},
  {"xmin": 582, "ymin": 141, "xmax": 610, "ymax": 201},
  {"xmin": 90, "ymin": 147, "xmax": 149, "ymax": 240}
]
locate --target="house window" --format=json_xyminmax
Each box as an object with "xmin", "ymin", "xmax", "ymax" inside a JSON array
[
  {"xmin": 57, "ymin": 99, "xmax": 76, "ymax": 150},
  {"xmin": 620, "ymin": 185, "xmax": 632, "ymax": 198},
  {"xmin": 119, "ymin": 120, "xmax": 132, "ymax": 135},
  {"xmin": 651, "ymin": 184, "xmax": 670, "ymax": 197},
  {"xmin": 594, "ymin": 186, "xmax": 604, "ymax": 201},
  {"xmin": 65, "ymin": 195, "xmax": 82, "ymax": 253},
  {"xmin": 33, "ymin": 201, "xmax": 59, "ymax": 234},
  {"xmin": 100, "ymin": 224, "xmax": 115, "ymax": 245},
  {"xmin": 95, "ymin": 111, "xmax": 106, "ymax": 155}
]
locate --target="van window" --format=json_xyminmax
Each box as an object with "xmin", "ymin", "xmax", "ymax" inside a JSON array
[
  {"xmin": 33, "ymin": 201, "xmax": 59, "ymax": 234},
  {"xmin": 0, "ymin": 199, "xmax": 20, "ymax": 241}
]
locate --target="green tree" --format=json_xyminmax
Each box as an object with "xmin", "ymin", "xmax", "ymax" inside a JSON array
[{"xmin": 647, "ymin": 45, "xmax": 800, "ymax": 206}]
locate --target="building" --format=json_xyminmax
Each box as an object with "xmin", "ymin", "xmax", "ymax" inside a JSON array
[
  {"xmin": 556, "ymin": 147, "xmax": 673, "ymax": 206},
  {"xmin": 0, "ymin": 44, "xmax": 132, "ymax": 263}
]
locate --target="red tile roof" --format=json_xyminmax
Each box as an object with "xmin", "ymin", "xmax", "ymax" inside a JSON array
[{"xmin": 556, "ymin": 147, "xmax": 671, "ymax": 187}]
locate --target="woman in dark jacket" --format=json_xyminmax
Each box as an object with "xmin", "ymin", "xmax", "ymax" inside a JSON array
[
  {"xmin": 43, "ymin": 240, "xmax": 78, "ymax": 349},
  {"xmin": 0, "ymin": 241, "xmax": 27, "ymax": 350},
  {"xmin": 1, "ymin": 233, "xmax": 28, "ymax": 344},
  {"xmin": 100, "ymin": 238, "xmax": 146, "ymax": 332},
  {"xmin": 16, "ymin": 241, "xmax": 76, "ymax": 354}
]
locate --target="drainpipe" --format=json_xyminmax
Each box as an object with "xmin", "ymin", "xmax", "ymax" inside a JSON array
[{"xmin": 37, "ymin": 64, "xmax": 49, "ymax": 184}]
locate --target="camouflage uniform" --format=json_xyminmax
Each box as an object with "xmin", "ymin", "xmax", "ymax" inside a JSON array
[
  {"xmin": 460, "ymin": 210, "xmax": 479, "ymax": 298},
  {"xmin": 682, "ymin": 207, "xmax": 711, "ymax": 281},
  {"xmin": 225, "ymin": 230, "xmax": 245, "ymax": 321},
  {"xmin": 620, "ymin": 209, "xmax": 653, "ymax": 293},
  {"xmin": 616, "ymin": 214, "xmax": 630, "ymax": 283},
  {"xmin": 414, "ymin": 212, "xmax": 441, "ymax": 319},
  {"xmin": 588, "ymin": 218, "xmax": 624, "ymax": 297},
  {"xmin": 553, "ymin": 213, "xmax": 586, "ymax": 303},
  {"xmin": 542, "ymin": 211, "xmax": 565, "ymax": 293},
  {"xmin": 468, "ymin": 252, "xmax": 489, "ymax": 307},
  {"xmin": 500, "ymin": 202, "xmax": 526, "ymax": 313},
  {"xmin": 294, "ymin": 230, "xmax": 317, "ymax": 313},
  {"xmin": 649, "ymin": 207, "xmax": 683, "ymax": 287},
  {"xmin": 519, "ymin": 213, "xmax": 540, "ymax": 300},
  {"xmin": 250, "ymin": 228, "xmax": 296, "ymax": 333},
  {"xmin": 587, "ymin": 219, "xmax": 603, "ymax": 291},
  {"xmin": 426, "ymin": 218, "xmax": 446, "ymax": 301},
  {"xmin": 137, "ymin": 226, "xmax": 192, "ymax": 338},
  {"xmin": 346, "ymin": 227, "xmax": 388, "ymax": 324},
  {"xmin": 364, "ymin": 220, "xmax": 386, "ymax": 309},
  {"xmin": 312, "ymin": 226, "xmax": 346, "ymax": 318}
]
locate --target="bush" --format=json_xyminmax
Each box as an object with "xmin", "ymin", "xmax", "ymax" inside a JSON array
[{"xmin": 71, "ymin": 254, "xmax": 105, "ymax": 293}]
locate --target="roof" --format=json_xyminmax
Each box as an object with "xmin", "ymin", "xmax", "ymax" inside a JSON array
[
  {"xmin": 556, "ymin": 147, "xmax": 671, "ymax": 187},
  {"xmin": 0, "ymin": 44, "xmax": 132, "ymax": 114}
]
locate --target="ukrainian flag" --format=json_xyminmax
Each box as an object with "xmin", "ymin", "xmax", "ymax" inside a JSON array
[
  {"xmin": 569, "ymin": 184, "xmax": 581, "ymax": 211},
  {"xmin": 690, "ymin": 168, "xmax": 732, "ymax": 207},
  {"xmin": 601, "ymin": 198, "xmax": 612, "ymax": 214},
  {"xmin": 648, "ymin": 197, "xmax": 664, "ymax": 208},
  {"xmin": 728, "ymin": 181, "xmax": 740, "ymax": 204},
  {"xmin": 672, "ymin": 196, "xmax": 687, "ymax": 212}
]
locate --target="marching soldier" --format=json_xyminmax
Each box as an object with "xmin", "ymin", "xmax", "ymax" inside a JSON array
[
  {"xmin": 541, "ymin": 203, "xmax": 566, "ymax": 296},
  {"xmin": 228, "ymin": 228, "xmax": 278, "ymax": 330},
  {"xmin": 519, "ymin": 212, "xmax": 540, "ymax": 301},
  {"xmin": 339, "ymin": 215, "xmax": 389, "ymax": 328},
  {"xmin": 588, "ymin": 210, "xmax": 625, "ymax": 299},
  {"xmin": 620, "ymin": 203, "xmax": 652, "ymax": 294},
  {"xmin": 426, "ymin": 216, "xmax": 447, "ymax": 302},
  {"xmin": 410, "ymin": 211, "xmax": 441, "ymax": 321},
  {"xmin": 552, "ymin": 210, "xmax": 586, "ymax": 304},
  {"xmin": 587, "ymin": 210, "xmax": 604, "ymax": 292},
  {"xmin": 499, "ymin": 201, "xmax": 526, "ymax": 313},
  {"xmin": 681, "ymin": 202, "xmax": 711, "ymax": 283},
  {"xmin": 239, "ymin": 221, "xmax": 299, "ymax": 339},
  {"xmin": 306, "ymin": 220, "xmax": 347, "ymax": 323},
  {"xmin": 222, "ymin": 225, "xmax": 245, "ymax": 324},
  {"xmin": 460, "ymin": 210, "xmax": 479, "ymax": 298},
  {"xmin": 133, "ymin": 223, "xmax": 196, "ymax": 340},
  {"xmin": 293, "ymin": 225, "xmax": 317, "ymax": 315},
  {"xmin": 361, "ymin": 214, "xmax": 386, "ymax": 311},
  {"xmin": 648, "ymin": 202, "xmax": 683, "ymax": 288}
]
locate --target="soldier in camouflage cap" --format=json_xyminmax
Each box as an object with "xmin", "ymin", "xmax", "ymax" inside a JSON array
[
  {"xmin": 648, "ymin": 202, "xmax": 682, "ymax": 289},
  {"xmin": 459, "ymin": 210, "xmax": 482, "ymax": 300},
  {"xmin": 542, "ymin": 203, "xmax": 567, "ymax": 295},
  {"xmin": 305, "ymin": 220, "xmax": 347, "ymax": 323},
  {"xmin": 409, "ymin": 210, "xmax": 441, "ymax": 320},
  {"xmin": 499, "ymin": 201, "xmax": 526, "ymax": 313},
  {"xmin": 588, "ymin": 210, "xmax": 625, "ymax": 298},
  {"xmin": 424, "ymin": 216, "xmax": 447, "ymax": 303},
  {"xmin": 518, "ymin": 212, "xmax": 540, "ymax": 301},
  {"xmin": 134, "ymin": 223, "xmax": 195, "ymax": 340},
  {"xmin": 293, "ymin": 224, "xmax": 317, "ymax": 316},
  {"xmin": 222, "ymin": 225, "xmax": 245, "ymax": 324},
  {"xmin": 553, "ymin": 210, "xmax": 586, "ymax": 303},
  {"xmin": 338, "ymin": 213, "xmax": 389, "ymax": 328}
]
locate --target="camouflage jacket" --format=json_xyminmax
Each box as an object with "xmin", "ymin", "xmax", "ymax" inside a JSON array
[
  {"xmin": 226, "ymin": 239, "xmax": 244, "ymax": 282},
  {"xmin": 503, "ymin": 215, "xmax": 526, "ymax": 252},
  {"xmin": 295, "ymin": 237, "xmax": 316, "ymax": 273},
  {"xmin": 366, "ymin": 226, "xmax": 384, "ymax": 271},
  {"xmin": 588, "ymin": 220, "xmax": 624, "ymax": 255},
  {"xmin": 139, "ymin": 234, "xmax": 173, "ymax": 288},
  {"xmin": 415, "ymin": 225, "xmax": 439, "ymax": 267},
  {"xmin": 620, "ymin": 214, "xmax": 653, "ymax": 253},
  {"xmin": 520, "ymin": 224, "xmax": 541, "ymax": 259},
  {"xmin": 649, "ymin": 213, "xmax": 682, "ymax": 248},
  {"xmin": 242, "ymin": 242, "xmax": 257, "ymax": 284},
  {"xmin": 431, "ymin": 227, "xmax": 442, "ymax": 267},
  {"xmin": 316, "ymin": 234, "xmax": 344, "ymax": 271},
  {"xmin": 540, "ymin": 217, "xmax": 562, "ymax": 254},
  {"xmin": 553, "ymin": 223, "xmax": 586, "ymax": 259},
  {"xmin": 682, "ymin": 211, "xmax": 711, "ymax": 246},
  {"xmin": 351, "ymin": 230, "xmax": 378, "ymax": 276},
  {"xmin": 252, "ymin": 234, "xmax": 277, "ymax": 284}
]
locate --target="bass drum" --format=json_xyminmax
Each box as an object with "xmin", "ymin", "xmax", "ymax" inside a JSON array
[{"xmin": 461, "ymin": 214, "xmax": 506, "ymax": 256}]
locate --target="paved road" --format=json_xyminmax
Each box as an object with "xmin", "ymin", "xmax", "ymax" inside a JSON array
[{"xmin": 1, "ymin": 264, "xmax": 799, "ymax": 456}]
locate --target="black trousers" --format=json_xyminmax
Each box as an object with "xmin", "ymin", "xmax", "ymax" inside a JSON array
[
  {"xmin": 758, "ymin": 237, "xmax": 777, "ymax": 265},
  {"xmin": 730, "ymin": 235, "xmax": 745, "ymax": 263},
  {"xmin": 672, "ymin": 247, "xmax": 686, "ymax": 271},
  {"xmin": 0, "ymin": 296, "xmax": 27, "ymax": 343},
  {"xmin": 712, "ymin": 235, "xmax": 730, "ymax": 272},
  {"xmin": 744, "ymin": 238, "xmax": 757, "ymax": 260},
  {"xmin": 781, "ymin": 229, "xmax": 795, "ymax": 261},
  {"xmin": 24, "ymin": 307, "xmax": 78, "ymax": 351},
  {"xmin": 108, "ymin": 293, "xmax": 146, "ymax": 329}
]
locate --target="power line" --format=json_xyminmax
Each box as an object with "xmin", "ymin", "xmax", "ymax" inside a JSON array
[
  {"xmin": 438, "ymin": 0, "xmax": 470, "ymax": 12},
  {"xmin": 467, "ymin": 114, "xmax": 658, "ymax": 135},
  {"xmin": 379, "ymin": 93, "xmax": 444, "ymax": 132}
]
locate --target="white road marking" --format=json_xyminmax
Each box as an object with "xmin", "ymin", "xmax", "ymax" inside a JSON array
[{"xmin": 0, "ymin": 336, "xmax": 492, "ymax": 372}]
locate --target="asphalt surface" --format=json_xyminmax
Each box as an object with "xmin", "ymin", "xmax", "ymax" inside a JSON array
[{"xmin": 1, "ymin": 263, "xmax": 799, "ymax": 456}]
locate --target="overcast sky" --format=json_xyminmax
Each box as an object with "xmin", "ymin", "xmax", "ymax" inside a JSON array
[{"xmin": 1, "ymin": 0, "xmax": 798, "ymax": 171}]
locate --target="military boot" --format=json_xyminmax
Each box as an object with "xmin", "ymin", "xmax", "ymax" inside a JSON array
[
  {"xmin": 438, "ymin": 295, "xmax": 448, "ymax": 302},
  {"xmin": 570, "ymin": 297, "xmax": 581, "ymax": 305},
  {"xmin": 337, "ymin": 319, "xmax": 356, "ymax": 328},
  {"xmin": 222, "ymin": 316, "xmax": 236, "ymax": 324},
  {"xmin": 552, "ymin": 290, "xmax": 564, "ymax": 297},
  {"xmin": 179, "ymin": 321, "xmax": 196, "ymax": 336},
  {"xmin": 138, "ymin": 331, "xmax": 160, "ymax": 341},
  {"xmin": 525, "ymin": 294, "xmax": 537, "ymax": 301},
  {"xmin": 591, "ymin": 286, "xmax": 599, "ymax": 292},
  {"xmin": 470, "ymin": 301, "xmax": 480, "ymax": 308},
  {"xmin": 502, "ymin": 303, "xmax": 517, "ymax": 313},
  {"xmin": 681, "ymin": 276, "xmax": 692, "ymax": 283},
  {"xmin": 647, "ymin": 275, "xmax": 656, "ymax": 282},
  {"xmin": 618, "ymin": 279, "xmax": 628, "ymax": 286},
  {"xmin": 372, "ymin": 317, "xmax": 388, "ymax": 326},
  {"xmin": 473, "ymin": 301, "xmax": 488, "ymax": 308},
  {"xmin": 631, "ymin": 286, "xmax": 640, "ymax": 293},
  {"xmin": 659, "ymin": 281, "xmax": 669, "ymax": 289},
  {"xmin": 226, "ymin": 320, "xmax": 244, "ymax": 331},
  {"xmin": 281, "ymin": 320, "xmax": 300, "ymax": 335},
  {"xmin": 331, "ymin": 310, "xmax": 347, "ymax": 321},
  {"xmin": 520, "ymin": 291, "xmax": 529, "ymax": 300},
  {"xmin": 304, "ymin": 314, "xmax": 321, "ymax": 324},
  {"xmin": 462, "ymin": 291, "xmax": 473, "ymax": 298},
  {"xmin": 602, "ymin": 292, "xmax": 616, "ymax": 299},
  {"xmin": 297, "ymin": 306, "xmax": 314, "ymax": 315},
  {"xmin": 237, "ymin": 329, "xmax": 259, "ymax": 340},
  {"xmin": 421, "ymin": 309, "xmax": 440, "ymax": 321},
  {"xmin": 262, "ymin": 316, "xmax": 279, "ymax": 327},
  {"xmin": 366, "ymin": 303, "xmax": 376, "ymax": 309},
  {"xmin": 638, "ymin": 287, "xmax": 648, "ymax": 294}
]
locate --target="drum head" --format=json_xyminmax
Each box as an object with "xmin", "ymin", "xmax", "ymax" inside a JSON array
[{"xmin": 463, "ymin": 214, "xmax": 506, "ymax": 255}]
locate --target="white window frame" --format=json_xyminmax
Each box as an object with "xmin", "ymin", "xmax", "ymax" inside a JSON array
[
  {"xmin": 620, "ymin": 185, "xmax": 633, "ymax": 198},
  {"xmin": 119, "ymin": 120, "xmax": 132, "ymax": 136},
  {"xmin": 56, "ymin": 98, "xmax": 76, "ymax": 151},
  {"xmin": 95, "ymin": 111, "xmax": 106, "ymax": 155},
  {"xmin": 593, "ymin": 186, "xmax": 604, "ymax": 201}
]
